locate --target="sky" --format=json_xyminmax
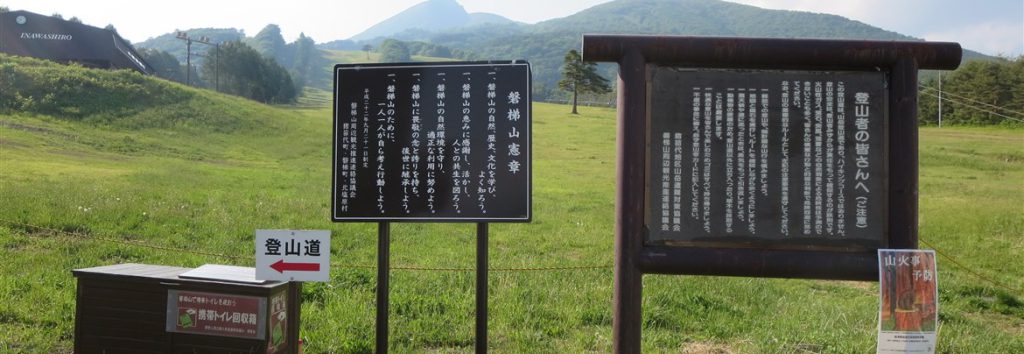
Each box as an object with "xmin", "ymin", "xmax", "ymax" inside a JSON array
[{"xmin": 4, "ymin": 0, "xmax": 1022, "ymax": 57}]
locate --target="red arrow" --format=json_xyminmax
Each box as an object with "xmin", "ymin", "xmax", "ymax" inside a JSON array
[{"xmin": 270, "ymin": 260, "xmax": 320, "ymax": 273}]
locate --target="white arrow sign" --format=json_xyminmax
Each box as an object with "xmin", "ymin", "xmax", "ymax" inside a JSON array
[{"xmin": 255, "ymin": 230, "xmax": 330, "ymax": 282}]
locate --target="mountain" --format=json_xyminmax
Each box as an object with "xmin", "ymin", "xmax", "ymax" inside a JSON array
[
  {"xmin": 395, "ymin": 0, "xmax": 988, "ymax": 99},
  {"xmin": 467, "ymin": 12, "xmax": 517, "ymax": 27},
  {"xmin": 135, "ymin": 28, "xmax": 244, "ymax": 64},
  {"xmin": 348, "ymin": 0, "xmax": 518, "ymax": 41}
]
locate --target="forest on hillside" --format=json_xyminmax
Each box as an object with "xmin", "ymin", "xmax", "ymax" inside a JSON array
[
  {"xmin": 134, "ymin": 25, "xmax": 329, "ymax": 103},
  {"xmin": 919, "ymin": 58, "xmax": 1023, "ymax": 126}
]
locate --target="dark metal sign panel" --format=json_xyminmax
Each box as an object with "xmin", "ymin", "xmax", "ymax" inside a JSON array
[
  {"xmin": 647, "ymin": 68, "xmax": 888, "ymax": 251},
  {"xmin": 332, "ymin": 61, "xmax": 531, "ymax": 222}
]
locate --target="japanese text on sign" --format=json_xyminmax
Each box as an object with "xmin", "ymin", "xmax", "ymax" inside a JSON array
[
  {"xmin": 333, "ymin": 62, "xmax": 532, "ymax": 221},
  {"xmin": 647, "ymin": 69, "xmax": 886, "ymax": 249},
  {"xmin": 255, "ymin": 230, "xmax": 331, "ymax": 282},
  {"xmin": 166, "ymin": 290, "xmax": 266, "ymax": 340}
]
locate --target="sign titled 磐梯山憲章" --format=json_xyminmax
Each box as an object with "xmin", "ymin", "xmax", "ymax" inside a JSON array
[
  {"xmin": 332, "ymin": 61, "xmax": 532, "ymax": 222},
  {"xmin": 646, "ymin": 69, "xmax": 887, "ymax": 251}
]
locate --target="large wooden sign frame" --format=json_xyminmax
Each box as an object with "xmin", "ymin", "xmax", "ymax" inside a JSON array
[{"xmin": 582, "ymin": 35, "xmax": 961, "ymax": 352}]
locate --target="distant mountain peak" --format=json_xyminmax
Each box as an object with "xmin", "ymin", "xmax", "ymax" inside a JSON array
[{"xmin": 348, "ymin": 0, "xmax": 516, "ymax": 41}]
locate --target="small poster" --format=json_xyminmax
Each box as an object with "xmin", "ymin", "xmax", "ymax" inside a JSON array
[
  {"xmin": 267, "ymin": 292, "xmax": 288, "ymax": 354},
  {"xmin": 166, "ymin": 290, "xmax": 267, "ymax": 340},
  {"xmin": 877, "ymin": 249, "xmax": 938, "ymax": 354}
]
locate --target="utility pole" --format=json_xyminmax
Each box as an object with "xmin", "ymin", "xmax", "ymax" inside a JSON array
[
  {"xmin": 176, "ymin": 31, "xmax": 219, "ymax": 90},
  {"xmin": 182, "ymin": 33, "xmax": 191, "ymax": 85},
  {"xmin": 215, "ymin": 43, "xmax": 219, "ymax": 92},
  {"xmin": 938, "ymin": 74, "xmax": 943, "ymax": 128}
]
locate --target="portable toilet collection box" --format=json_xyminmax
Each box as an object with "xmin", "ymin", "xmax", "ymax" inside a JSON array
[{"xmin": 72, "ymin": 263, "xmax": 301, "ymax": 354}]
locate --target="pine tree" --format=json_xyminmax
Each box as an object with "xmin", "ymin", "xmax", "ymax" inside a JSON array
[
  {"xmin": 362, "ymin": 44, "xmax": 373, "ymax": 60},
  {"xmin": 557, "ymin": 49, "xmax": 609, "ymax": 114}
]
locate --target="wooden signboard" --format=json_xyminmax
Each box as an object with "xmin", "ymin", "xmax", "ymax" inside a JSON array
[{"xmin": 582, "ymin": 34, "xmax": 961, "ymax": 353}]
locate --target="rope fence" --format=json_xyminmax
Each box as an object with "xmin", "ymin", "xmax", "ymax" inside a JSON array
[
  {"xmin": 2, "ymin": 219, "xmax": 1019, "ymax": 295},
  {"xmin": 1, "ymin": 219, "xmax": 612, "ymax": 272}
]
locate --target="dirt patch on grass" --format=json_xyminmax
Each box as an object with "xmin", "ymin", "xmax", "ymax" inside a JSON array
[
  {"xmin": 682, "ymin": 341, "xmax": 734, "ymax": 354},
  {"xmin": 925, "ymin": 129, "xmax": 1024, "ymax": 142},
  {"xmin": 822, "ymin": 280, "xmax": 874, "ymax": 292},
  {"xmin": 0, "ymin": 121, "xmax": 77, "ymax": 140},
  {"xmin": 0, "ymin": 138, "xmax": 28, "ymax": 148},
  {"xmin": 963, "ymin": 312, "xmax": 1024, "ymax": 337}
]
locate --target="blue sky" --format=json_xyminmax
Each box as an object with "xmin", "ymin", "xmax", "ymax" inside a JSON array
[{"xmin": 5, "ymin": 0, "xmax": 1022, "ymax": 57}]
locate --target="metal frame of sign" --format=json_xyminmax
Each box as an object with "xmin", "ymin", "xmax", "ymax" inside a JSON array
[
  {"xmin": 331, "ymin": 61, "xmax": 532, "ymax": 223},
  {"xmin": 582, "ymin": 34, "xmax": 961, "ymax": 353},
  {"xmin": 331, "ymin": 60, "xmax": 533, "ymax": 354}
]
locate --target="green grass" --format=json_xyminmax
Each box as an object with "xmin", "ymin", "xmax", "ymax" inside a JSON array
[
  {"xmin": 1, "ymin": 58, "xmax": 1022, "ymax": 353},
  {"xmin": 323, "ymin": 49, "xmax": 457, "ymax": 65}
]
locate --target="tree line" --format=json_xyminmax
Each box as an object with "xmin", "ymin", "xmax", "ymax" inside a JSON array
[
  {"xmin": 140, "ymin": 42, "xmax": 297, "ymax": 104},
  {"xmin": 918, "ymin": 58, "xmax": 1023, "ymax": 125},
  {"xmin": 137, "ymin": 24, "xmax": 329, "ymax": 104}
]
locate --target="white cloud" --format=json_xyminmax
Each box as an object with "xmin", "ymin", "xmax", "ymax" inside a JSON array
[
  {"xmin": 925, "ymin": 21, "xmax": 1024, "ymax": 58},
  {"xmin": 729, "ymin": 0, "xmax": 1023, "ymax": 57}
]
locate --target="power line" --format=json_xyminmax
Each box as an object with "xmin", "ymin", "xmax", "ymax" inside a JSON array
[
  {"xmin": 5, "ymin": 219, "xmax": 1019, "ymax": 294},
  {"xmin": 919, "ymin": 85, "xmax": 1024, "ymax": 117},
  {"xmin": 6, "ymin": 220, "xmax": 248, "ymax": 261},
  {"xmin": 920, "ymin": 238, "xmax": 1022, "ymax": 295},
  {"xmin": 919, "ymin": 91, "xmax": 1024, "ymax": 123}
]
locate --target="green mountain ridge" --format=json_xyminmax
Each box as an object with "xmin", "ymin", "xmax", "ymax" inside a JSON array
[
  {"xmin": 338, "ymin": 0, "xmax": 992, "ymax": 99},
  {"xmin": 134, "ymin": 28, "xmax": 245, "ymax": 65},
  {"xmin": 347, "ymin": 0, "xmax": 518, "ymax": 41},
  {"xmin": 130, "ymin": 0, "xmax": 995, "ymax": 101}
]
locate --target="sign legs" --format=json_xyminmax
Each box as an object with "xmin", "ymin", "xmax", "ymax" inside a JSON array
[
  {"xmin": 476, "ymin": 223, "xmax": 489, "ymax": 353},
  {"xmin": 376, "ymin": 222, "xmax": 390, "ymax": 354},
  {"xmin": 374, "ymin": 222, "xmax": 490, "ymax": 353}
]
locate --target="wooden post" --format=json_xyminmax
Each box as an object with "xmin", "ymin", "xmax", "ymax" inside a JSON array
[
  {"xmin": 289, "ymin": 282, "xmax": 303, "ymax": 354},
  {"xmin": 613, "ymin": 48, "xmax": 646, "ymax": 354},
  {"xmin": 888, "ymin": 57, "xmax": 919, "ymax": 249}
]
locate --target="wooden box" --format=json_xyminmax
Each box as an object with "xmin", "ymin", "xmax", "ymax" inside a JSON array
[{"xmin": 72, "ymin": 263, "xmax": 300, "ymax": 354}]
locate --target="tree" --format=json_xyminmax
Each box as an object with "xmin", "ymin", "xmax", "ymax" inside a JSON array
[
  {"xmin": 362, "ymin": 44, "xmax": 373, "ymax": 60},
  {"xmin": 557, "ymin": 49, "xmax": 610, "ymax": 114},
  {"xmin": 68, "ymin": 16, "xmax": 82, "ymax": 24},
  {"xmin": 289, "ymin": 33, "xmax": 325, "ymax": 88},
  {"xmin": 917, "ymin": 57, "xmax": 1024, "ymax": 126},
  {"xmin": 202, "ymin": 41, "xmax": 297, "ymax": 104},
  {"xmin": 138, "ymin": 48, "xmax": 186, "ymax": 83},
  {"xmin": 252, "ymin": 24, "xmax": 290, "ymax": 66},
  {"xmin": 378, "ymin": 39, "xmax": 411, "ymax": 63}
]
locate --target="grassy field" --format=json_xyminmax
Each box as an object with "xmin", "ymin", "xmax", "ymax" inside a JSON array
[
  {"xmin": 322, "ymin": 49, "xmax": 457, "ymax": 65},
  {"xmin": 1, "ymin": 58, "xmax": 1022, "ymax": 353}
]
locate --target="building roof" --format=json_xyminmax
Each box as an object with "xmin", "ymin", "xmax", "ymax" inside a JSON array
[{"xmin": 0, "ymin": 10, "xmax": 152, "ymax": 74}]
